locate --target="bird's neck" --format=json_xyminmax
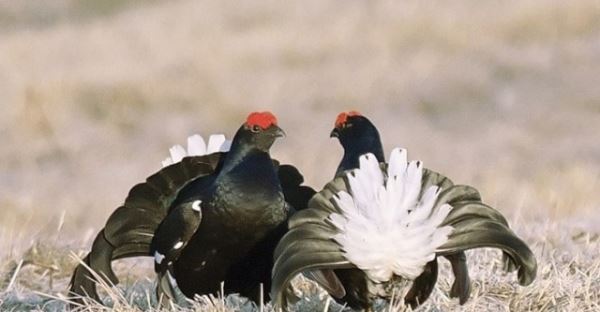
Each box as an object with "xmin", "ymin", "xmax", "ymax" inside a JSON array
[
  {"xmin": 216, "ymin": 144, "xmax": 282, "ymax": 195},
  {"xmin": 337, "ymin": 137, "xmax": 385, "ymax": 176},
  {"xmin": 213, "ymin": 146, "xmax": 285, "ymax": 226},
  {"xmin": 218, "ymin": 142, "xmax": 258, "ymax": 174}
]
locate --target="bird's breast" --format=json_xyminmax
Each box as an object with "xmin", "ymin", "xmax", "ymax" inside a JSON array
[{"xmin": 199, "ymin": 189, "xmax": 286, "ymax": 239}]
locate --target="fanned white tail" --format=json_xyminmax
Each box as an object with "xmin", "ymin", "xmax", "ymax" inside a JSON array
[
  {"xmin": 329, "ymin": 148, "xmax": 453, "ymax": 283},
  {"xmin": 162, "ymin": 134, "xmax": 232, "ymax": 167}
]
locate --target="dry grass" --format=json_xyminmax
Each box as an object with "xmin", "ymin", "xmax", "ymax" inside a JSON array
[{"xmin": 0, "ymin": 0, "xmax": 599, "ymax": 310}]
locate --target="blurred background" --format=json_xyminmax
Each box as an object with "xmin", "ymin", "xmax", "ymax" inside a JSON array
[{"xmin": 0, "ymin": 0, "xmax": 599, "ymax": 308}]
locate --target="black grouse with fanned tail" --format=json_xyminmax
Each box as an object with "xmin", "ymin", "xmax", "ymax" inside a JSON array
[
  {"xmin": 330, "ymin": 112, "xmax": 471, "ymax": 308},
  {"xmin": 69, "ymin": 112, "xmax": 316, "ymax": 305},
  {"xmin": 271, "ymin": 113, "xmax": 537, "ymax": 311}
]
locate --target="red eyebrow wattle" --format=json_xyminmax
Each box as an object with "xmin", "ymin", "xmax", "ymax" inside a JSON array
[
  {"xmin": 246, "ymin": 111, "xmax": 278, "ymax": 129},
  {"xmin": 335, "ymin": 111, "xmax": 361, "ymax": 127}
]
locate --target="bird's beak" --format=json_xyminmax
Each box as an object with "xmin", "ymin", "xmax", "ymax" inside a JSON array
[
  {"xmin": 330, "ymin": 128, "xmax": 339, "ymax": 138},
  {"xmin": 273, "ymin": 126, "xmax": 286, "ymax": 138}
]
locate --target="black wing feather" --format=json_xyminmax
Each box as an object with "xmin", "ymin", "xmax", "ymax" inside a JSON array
[
  {"xmin": 150, "ymin": 201, "xmax": 202, "ymax": 273},
  {"xmin": 69, "ymin": 153, "xmax": 223, "ymax": 303}
]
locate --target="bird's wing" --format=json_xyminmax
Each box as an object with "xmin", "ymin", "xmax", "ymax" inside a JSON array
[
  {"xmin": 276, "ymin": 163, "xmax": 317, "ymax": 211},
  {"xmin": 151, "ymin": 201, "xmax": 203, "ymax": 302},
  {"xmin": 69, "ymin": 152, "xmax": 223, "ymax": 303},
  {"xmin": 150, "ymin": 201, "xmax": 203, "ymax": 273},
  {"xmin": 271, "ymin": 151, "xmax": 537, "ymax": 309}
]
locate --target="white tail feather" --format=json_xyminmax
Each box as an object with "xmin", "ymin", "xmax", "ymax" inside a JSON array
[
  {"xmin": 162, "ymin": 134, "xmax": 231, "ymax": 167},
  {"xmin": 169, "ymin": 145, "xmax": 187, "ymax": 164},
  {"xmin": 329, "ymin": 148, "xmax": 453, "ymax": 283},
  {"xmin": 187, "ymin": 134, "xmax": 207, "ymax": 156},
  {"xmin": 206, "ymin": 134, "xmax": 227, "ymax": 154}
]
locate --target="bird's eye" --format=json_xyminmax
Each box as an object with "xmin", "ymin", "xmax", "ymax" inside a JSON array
[
  {"xmin": 251, "ymin": 125, "xmax": 261, "ymax": 133},
  {"xmin": 343, "ymin": 123, "xmax": 353, "ymax": 129}
]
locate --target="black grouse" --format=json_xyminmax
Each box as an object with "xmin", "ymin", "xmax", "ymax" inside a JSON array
[
  {"xmin": 271, "ymin": 112, "xmax": 537, "ymax": 311},
  {"xmin": 70, "ymin": 111, "xmax": 316, "ymax": 305},
  {"xmin": 329, "ymin": 111, "xmax": 471, "ymax": 307}
]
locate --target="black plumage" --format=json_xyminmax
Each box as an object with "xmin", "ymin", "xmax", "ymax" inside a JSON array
[
  {"xmin": 330, "ymin": 112, "xmax": 385, "ymax": 176},
  {"xmin": 271, "ymin": 156, "xmax": 537, "ymax": 312},
  {"xmin": 330, "ymin": 112, "xmax": 471, "ymax": 308},
  {"xmin": 271, "ymin": 112, "xmax": 536, "ymax": 311},
  {"xmin": 69, "ymin": 112, "xmax": 315, "ymax": 305},
  {"xmin": 271, "ymin": 166, "xmax": 537, "ymax": 310}
]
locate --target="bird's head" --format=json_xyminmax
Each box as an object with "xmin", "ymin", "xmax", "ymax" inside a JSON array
[
  {"xmin": 330, "ymin": 111, "xmax": 379, "ymax": 148},
  {"xmin": 236, "ymin": 111, "xmax": 285, "ymax": 152}
]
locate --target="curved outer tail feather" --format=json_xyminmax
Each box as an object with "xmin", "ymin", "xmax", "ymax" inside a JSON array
[
  {"xmin": 69, "ymin": 135, "xmax": 227, "ymax": 304},
  {"xmin": 271, "ymin": 148, "xmax": 537, "ymax": 309},
  {"xmin": 403, "ymin": 259, "xmax": 438, "ymax": 308},
  {"xmin": 70, "ymin": 133, "xmax": 317, "ymax": 305}
]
